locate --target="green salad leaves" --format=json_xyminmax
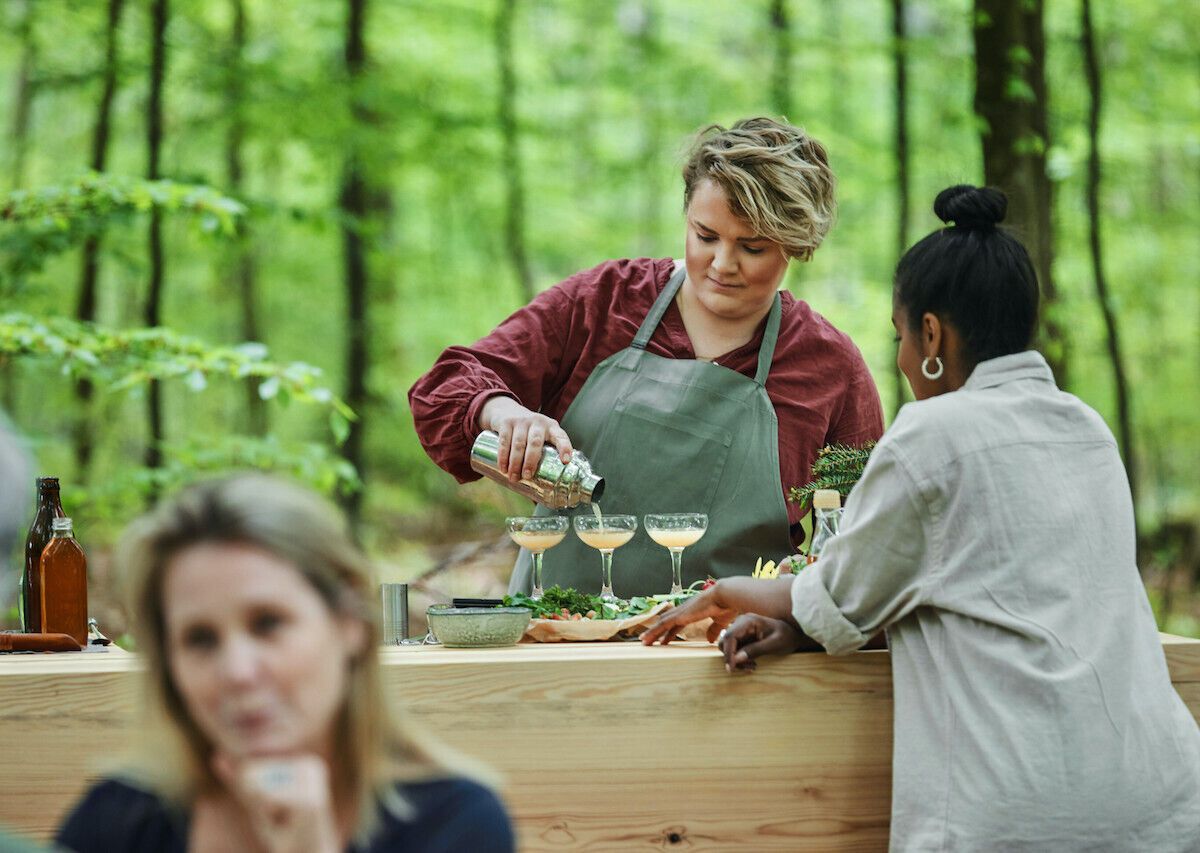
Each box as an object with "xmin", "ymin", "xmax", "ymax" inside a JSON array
[{"xmin": 502, "ymin": 581, "xmax": 708, "ymax": 620}]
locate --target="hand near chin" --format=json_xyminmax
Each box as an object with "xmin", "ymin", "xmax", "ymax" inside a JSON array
[{"xmin": 212, "ymin": 752, "xmax": 341, "ymax": 853}]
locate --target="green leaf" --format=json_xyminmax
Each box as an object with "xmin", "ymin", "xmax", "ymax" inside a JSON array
[
  {"xmin": 258, "ymin": 376, "xmax": 281, "ymax": 400},
  {"xmin": 330, "ymin": 410, "xmax": 351, "ymax": 446}
]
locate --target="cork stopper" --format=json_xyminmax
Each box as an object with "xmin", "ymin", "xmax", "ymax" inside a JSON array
[{"xmin": 813, "ymin": 489, "xmax": 842, "ymax": 510}]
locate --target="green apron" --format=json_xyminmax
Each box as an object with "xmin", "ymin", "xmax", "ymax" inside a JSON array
[{"xmin": 509, "ymin": 265, "xmax": 793, "ymax": 598}]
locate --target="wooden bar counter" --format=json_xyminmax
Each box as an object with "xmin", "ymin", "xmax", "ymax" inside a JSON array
[{"xmin": 1, "ymin": 635, "xmax": 1198, "ymax": 850}]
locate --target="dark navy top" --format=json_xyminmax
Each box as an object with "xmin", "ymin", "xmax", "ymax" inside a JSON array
[{"xmin": 55, "ymin": 776, "xmax": 515, "ymax": 853}]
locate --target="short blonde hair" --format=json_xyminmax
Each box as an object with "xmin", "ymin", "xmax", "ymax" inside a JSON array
[
  {"xmin": 682, "ymin": 116, "xmax": 836, "ymax": 261},
  {"xmin": 116, "ymin": 474, "xmax": 454, "ymax": 834}
]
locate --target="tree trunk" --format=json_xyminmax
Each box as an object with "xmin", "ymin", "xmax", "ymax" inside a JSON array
[
  {"xmin": 73, "ymin": 0, "xmax": 126, "ymax": 481},
  {"xmin": 890, "ymin": 0, "xmax": 910, "ymax": 417},
  {"xmin": 973, "ymin": 0, "xmax": 1068, "ymax": 385},
  {"xmin": 227, "ymin": 0, "xmax": 267, "ymax": 436},
  {"xmin": 769, "ymin": 0, "xmax": 792, "ymax": 119},
  {"xmin": 495, "ymin": 0, "xmax": 534, "ymax": 303},
  {"xmin": 822, "ymin": 0, "xmax": 846, "ymax": 132},
  {"xmin": 338, "ymin": 0, "xmax": 390, "ymax": 524},
  {"xmin": 144, "ymin": 0, "xmax": 168, "ymax": 478},
  {"xmin": 3, "ymin": 0, "xmax": 37, "ymax": 413},
  {"xmin": 633, "ymin": 1, "xmax": 662, "ymax": 257},
  {"xmin": 7, "ymin": 0, "xmax": 36, "ymax": 191},
  {"xmin": 1080, "ymin": 0, "xmax": 1139, "ymax": 546}
]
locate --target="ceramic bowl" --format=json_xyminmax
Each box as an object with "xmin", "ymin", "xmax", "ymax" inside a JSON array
[{"xmin": 425, "ymin": 605, "xmax": 531, "ymax": 648}]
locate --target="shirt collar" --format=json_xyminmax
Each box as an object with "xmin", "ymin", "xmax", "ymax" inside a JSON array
[{"xmin": 963, "ymin": 350, "xmax": 1055, "ymax": 391}]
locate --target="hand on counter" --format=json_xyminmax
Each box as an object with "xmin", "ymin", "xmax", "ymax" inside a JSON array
[
  {"xmin": 212, "ymin": 753, "xmax": 341, "ymax": 853},
  {"xmin": 718, "ymin": 615, "xmax": 809, "ymax": 672},
  {"xmin": 640, "ymin": 585, "xmax": 737, "ymax": 645},
  {"xmin": 641, "ymin": 576, "xmax": 798, "ymax": 647},
  {"xmin": 479, "ymin": 396, "xmax": 574, "ymax": 482}
]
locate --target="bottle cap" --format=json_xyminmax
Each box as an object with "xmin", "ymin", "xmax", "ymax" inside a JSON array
[
  {"xmin": 813, "ymin": 489, "xmax": 842, "ymax": 510},
  {"xmin": 51, "ymin": 517, "xmax": 74, "ymax": 532}
]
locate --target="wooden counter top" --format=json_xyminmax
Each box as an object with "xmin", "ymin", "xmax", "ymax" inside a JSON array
[{"xmin": 1, "ymin": 635, "xmax": 1197, "ymax": 850}]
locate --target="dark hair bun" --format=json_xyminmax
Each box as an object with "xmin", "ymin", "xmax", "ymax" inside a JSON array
[{"xmin": 933, "ymin": 184, "xmax": 1007, "ymax": 229}]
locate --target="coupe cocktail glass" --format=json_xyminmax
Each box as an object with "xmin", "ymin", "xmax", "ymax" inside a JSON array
[
  {"xmin": 572, "ymin": 513, "xmax": 637, "ymax": 603},
  {"xmin": 506, "ymin": 516, "xmax": 569, "ymax": 600},
  {"xmin": 644, "ymin": 513, "xmax": 708, "ymax": 595}
]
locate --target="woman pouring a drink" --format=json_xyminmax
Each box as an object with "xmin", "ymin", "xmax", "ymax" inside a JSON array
[{"xmin": 409, "ymin": 117, "xmax": 884, "ymax": 598}]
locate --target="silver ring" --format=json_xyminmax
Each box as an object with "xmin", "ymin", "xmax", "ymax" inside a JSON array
[
  {"xmin": 717, "ymin": 628, "xmax": 728, "ymax": 645},
  {"xmin": 259, "ymin": 765, "xmax": 293, "ymax": 789}
]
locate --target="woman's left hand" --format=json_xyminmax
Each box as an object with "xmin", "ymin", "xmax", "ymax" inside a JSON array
[
  {"xmin": 212, "ymin": 753, "xmax": 341, "ymax": 853},
  {"xmin": 718, "ymin": 614, "xmax": 807, "ymax": 672}
]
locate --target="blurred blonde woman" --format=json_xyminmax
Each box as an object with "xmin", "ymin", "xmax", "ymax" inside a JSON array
[{"xmin": 55, "ymin": 474, "xmax": 514, "ymax": 853}]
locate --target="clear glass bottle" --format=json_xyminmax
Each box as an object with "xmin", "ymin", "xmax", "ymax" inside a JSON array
[
  {"xmin": 21, "ymin": 477, "xmax": 65, "ymax": 632},
  {"xmin": 806, "ymin": 489, "xmax": 843, "ymax": 564},
  {"xmin": 39, "ymin": 516, "xmax": 89, "ymax": 645}
]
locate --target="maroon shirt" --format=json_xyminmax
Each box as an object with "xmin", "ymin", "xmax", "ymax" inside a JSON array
[{"xmin": 408, "ymin": 257, "xmax": 885, "ymax": 535}]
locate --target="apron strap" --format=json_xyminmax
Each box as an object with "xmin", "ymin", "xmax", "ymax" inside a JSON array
[
  {"xmin": 754, "ymin": 293, "xmax": 783, "ymax": 387},
  {"xmin": 633, "ymin": 264, "xmax": 783, "ymax": 388},
  {"xmin": 632, "ymin": 264, "xmax": 688, "ymax": 350}
]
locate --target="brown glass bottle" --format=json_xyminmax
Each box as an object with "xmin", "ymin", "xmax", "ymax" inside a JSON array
[
  {"xmin": 21, "ymin": 477, "xmax": 65, "ymax": 633},
  {"xmin": 39, "ymin": 517, "xmax": 88, "ymax": 646}
]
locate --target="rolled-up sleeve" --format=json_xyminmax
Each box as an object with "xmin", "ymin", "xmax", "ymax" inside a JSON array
[
  {"xmin": 407, "ymin": 284, "xmax": 574, "ymax": 483},
  {"xmin": 791, "ymin": 442, "xmax": 931, "ymax": 654}
]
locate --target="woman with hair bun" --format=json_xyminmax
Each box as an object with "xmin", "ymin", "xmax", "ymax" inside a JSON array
[
  {"xmin": 409, "ymin": 117, "xmax": 884, "ymax": 596},
  {"xmin": 644, "ymin": 185, "xmax": 1200, "ymax": 850}
]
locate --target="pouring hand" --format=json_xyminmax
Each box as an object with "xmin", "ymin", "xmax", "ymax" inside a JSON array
[
  {"xmin": 718, "ymin": 614, "xmax": 808, "ymax": 672},
  {"xmin": 212, "ymin": 753, "xmax": 341, "ymax": 853},
  {"xmin": 480, "ymin": 396, "xmax": 574, "ymax": 482}
]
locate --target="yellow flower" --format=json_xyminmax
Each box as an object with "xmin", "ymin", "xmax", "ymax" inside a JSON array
[{"xmin": 752, "ymin": 558, "xmax": 779, "ymax": 579}]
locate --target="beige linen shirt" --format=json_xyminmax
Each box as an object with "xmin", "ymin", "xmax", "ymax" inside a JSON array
[{"xmin": 792, "ymin": 351, "xmax": 1200, "ymax": 852}]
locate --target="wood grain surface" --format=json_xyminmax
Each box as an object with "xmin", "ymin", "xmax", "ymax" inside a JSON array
[{"xmin": 0, "ymin": 635, "xmax": 1195, "ymax": 850}]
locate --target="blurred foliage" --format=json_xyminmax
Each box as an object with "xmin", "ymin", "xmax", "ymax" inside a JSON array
[
  {"xmin": 0, "ymin": 173, "xmax": 245, "ymax": 287},
  {"xmin": 0, "ymin": 311, "xmax": 351, "ymax": 424}
]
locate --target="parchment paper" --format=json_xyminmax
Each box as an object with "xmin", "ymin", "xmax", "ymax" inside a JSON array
[{"xmin": 521, "ymin": 601, "xmax": 714, "ymax": 643}]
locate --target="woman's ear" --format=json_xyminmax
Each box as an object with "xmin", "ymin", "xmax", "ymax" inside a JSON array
[
  {"xmin": 338, "ymin": 614, "xmax": 369, "ymax": 661},
  {"xmin": 921, "ymin": 312, "xmax": 943, "ymax": 357}
]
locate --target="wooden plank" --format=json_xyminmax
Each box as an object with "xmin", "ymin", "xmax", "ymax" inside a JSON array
[
  {"xmin": 1161, "ymin": 633, "xmax": 1200, "ymax": 683},
  {"xmin": 0, "ymin": 636, "xmax": 1196, "ymax": 849}
]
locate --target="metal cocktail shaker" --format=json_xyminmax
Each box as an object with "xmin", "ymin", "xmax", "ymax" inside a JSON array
[{"xmin": 470, "ymin": 430, "xmax": 604, "ymax": 509}]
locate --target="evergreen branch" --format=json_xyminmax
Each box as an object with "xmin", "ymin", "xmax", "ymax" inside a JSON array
[{"xmin": 788, "ymin": 441, "xmax": 876, "ymax": 510}]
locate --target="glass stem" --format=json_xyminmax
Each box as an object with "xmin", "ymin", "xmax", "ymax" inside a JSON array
[
  {"xmin": 531, "ymin": 550, "xmax": 544, "ymax": 599},
  {"xmin": 669, "ymin": 548, "xmax": 684, "ymax": 595},
  {"xmin": 600, "ymin": 549, "xmax": 616, "ymax": 600}
]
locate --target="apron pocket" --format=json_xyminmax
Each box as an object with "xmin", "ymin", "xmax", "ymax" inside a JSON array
[{"xmin": 591, "ymin": 400, "xmax": 733, "ymax": 514}]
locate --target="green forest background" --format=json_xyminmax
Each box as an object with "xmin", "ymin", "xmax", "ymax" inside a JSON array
[{"xmin": 1, "ymin": 0, "xmax": 1197, "ymax": 636}]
